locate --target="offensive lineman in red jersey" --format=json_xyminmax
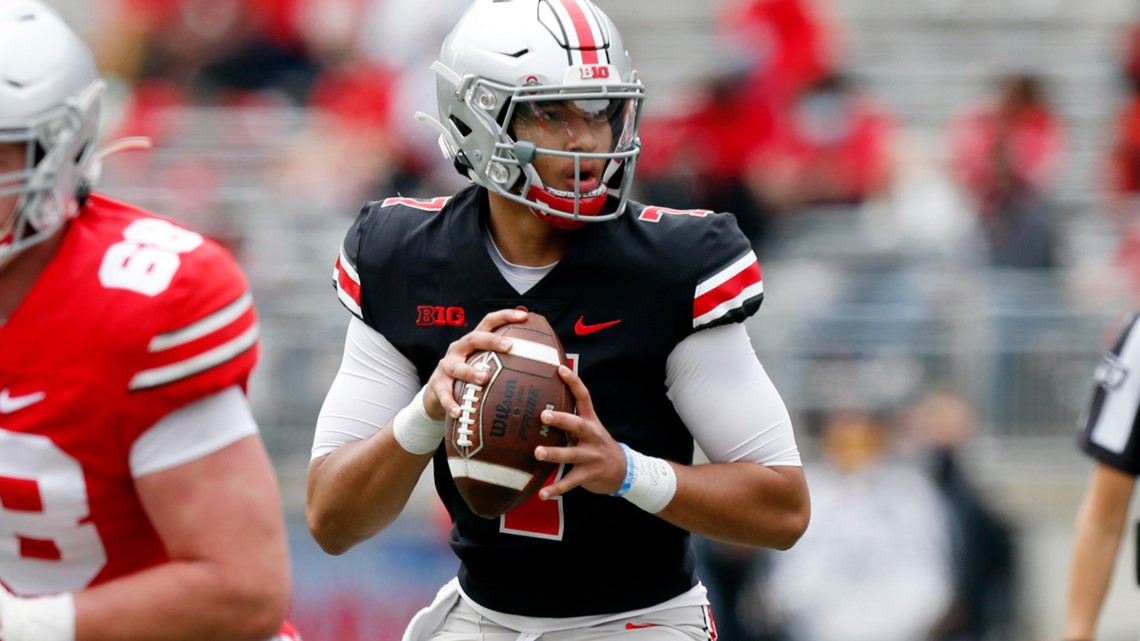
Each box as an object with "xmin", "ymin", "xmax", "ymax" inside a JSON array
[
  {"xmin": 0, "ymin": 2, "xmax": 298, "ymax": 640},
  {"xmin": 306, "ymin": 1, "xmax": 810, "ymax": 639}
]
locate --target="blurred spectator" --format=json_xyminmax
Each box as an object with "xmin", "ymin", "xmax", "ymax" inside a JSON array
[
  {"xmin": 902, "ymin": 388, "xmax": 1020, "ymax": 641},
  {"xmin": 354, "ymin": 0, "xmax": 477, "ymax": 196},
  {"xmin": 745, "ymin": 71, "xmax": 898, "ymax": 219},
  {"xmin": 636, "ymin": 0, "xmax": 840, "ymax": 251},
  {"xmin": 269, "ymin": 0, "xmax": 406, "ymax": 210},
  {"xmin": 1103, "ymin": 23, "xmax": 1140, "ymax": 296},
  {"xmin": 947, "ymin": 72, "xmax": 1067, "ymax": 269},
  {"xmin": 636, "ymin": 75, "xmax": 781, "ymax": 249},
  {"xmin": 717, "ymin": 0, "xmax": 840, "ymax": 109},
  {"xmin": 98, "ymin": 0, "xmax": 324, "ymax": 108},
  {"xmin": 1106, "ymin": 23, "xmax": 1140, "ymax": 202},
  {"xmin": 757, "ymin": 408, "xmax": 954, "ymax": 641}
]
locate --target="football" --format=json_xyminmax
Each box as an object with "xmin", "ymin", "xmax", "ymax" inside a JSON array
[{"xmin": 445, "ymin": 312, "xmax": 573, "ymax": 519}]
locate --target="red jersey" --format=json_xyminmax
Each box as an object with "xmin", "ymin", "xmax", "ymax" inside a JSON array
[{"xmin": 0, "ymin": 194, "xmax": 258, "ymax": 596}]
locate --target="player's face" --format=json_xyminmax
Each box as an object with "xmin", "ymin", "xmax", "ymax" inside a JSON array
[
  {"xmin": 512, "ymin": 99, "xmax": 614, "ymax": 193},
  {"xmin": 0, "ymin": 143, "xmax": 23, "ymax": 235}
]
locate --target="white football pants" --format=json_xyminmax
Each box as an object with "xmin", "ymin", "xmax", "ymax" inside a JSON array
[{"xmin": 402, "ymin": 580, "xmax": 717, "ymax": 641}]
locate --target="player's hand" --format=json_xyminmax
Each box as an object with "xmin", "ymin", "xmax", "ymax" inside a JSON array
[
  {"xmin": 423, "ymin": 309, "xmax": 527, "ymax": 421},
  {"xmin": 533, "ymin": 364, "xmax": 626, "ymax": 498}
]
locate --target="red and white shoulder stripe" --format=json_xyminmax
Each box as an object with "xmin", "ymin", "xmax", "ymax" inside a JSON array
[
  {"xmin": 334, "ymin": 246, "xmax": 362, "ymax": 318},
  {"xmin": 129, "ymin": 291, "xmax": 258, "ymax": 390},
  {"xmin": 547, "ymin": 0, "xmax": 608, "ymax": 65},
  {"xmin": 692, "ymin": 251, "xmax": 764, "ymax": 329}
]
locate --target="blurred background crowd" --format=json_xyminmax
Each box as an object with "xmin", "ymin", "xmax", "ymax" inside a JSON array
[{"xmin": 46, "ymin": 0, "xmax": 1140, "ymax": 638}]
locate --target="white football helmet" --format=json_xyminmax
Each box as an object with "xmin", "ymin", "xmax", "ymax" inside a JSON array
[
  {"xmin": 0, "ymin": 0, "xmax": 102, "ymax": 268},
  {"xmin": 416, "ymin": 0, "xmax": 645, "ymax": 228}
]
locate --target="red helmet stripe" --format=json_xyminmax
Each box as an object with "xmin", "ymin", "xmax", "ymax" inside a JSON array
[{"xmin": 558, "ymin": 0, "xmax": 600, "ymax": 65}]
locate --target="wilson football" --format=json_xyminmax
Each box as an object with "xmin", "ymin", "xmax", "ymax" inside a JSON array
[{"xmin": 444, "ymin": 312, "xmax": 573, "ymax": 519}]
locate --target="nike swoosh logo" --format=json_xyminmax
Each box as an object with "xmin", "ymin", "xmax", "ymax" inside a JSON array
[
  {"xmin": 0, "ymin": 389, "xmax": 45, "ymax": 414},
  {"xmin": 625, "ymin": 622, "xmax": 660, "ymax": 630},
  {"xmin": 574, "ymin": 316, "xmax": 621, "ymax": 336}
]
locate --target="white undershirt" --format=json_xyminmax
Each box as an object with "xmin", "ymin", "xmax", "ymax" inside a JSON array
[{"xmin": 482, "ymin": 224, "xmax": 556, "ymax": 290}]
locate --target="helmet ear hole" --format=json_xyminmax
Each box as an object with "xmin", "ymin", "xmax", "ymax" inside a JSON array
[{"xmin": 449, "ymin": 116, "xmax": 472, "ymax": 138}]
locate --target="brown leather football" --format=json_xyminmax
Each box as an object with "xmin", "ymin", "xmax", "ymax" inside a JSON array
[{"xmin": 444, "ymin": 312, "xmax": 573, "ymax": 519}]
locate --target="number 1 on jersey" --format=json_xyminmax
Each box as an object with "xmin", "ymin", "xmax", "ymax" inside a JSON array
[
  {"xmin": 500, "ymin": 354, "xmax": 577, "ymax": 540},
  {"xmin": 501, "ymin": 464, "xmax": 565, "ymax": 540}
]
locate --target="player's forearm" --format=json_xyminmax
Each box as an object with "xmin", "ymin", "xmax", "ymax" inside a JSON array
[
  {"xmin": 73, "ymin": 558, "xmax": 287, "ymax": 641},
  {"xmin": 1064, "ymin": 501, "xmax": 1128, "ymax": 639},
  {"xmin": 660, "ymin": 462, "xmax": 809, "ymax": 548},
  {"xmin": 1064, "ymin": 463, "xmax": 1136, "ymax": 639},
  {"xmin": 306, "ymin": 428, "xmax": 432, "ymax": 554},
  {"xmin": 1065, "ymin": 534, "xmax": 1119, "ymax": 639}
]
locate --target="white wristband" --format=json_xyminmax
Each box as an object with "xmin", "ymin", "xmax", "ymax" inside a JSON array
[
  {"xmin": 614, "ymin": 443, "xmax": 677, "ymax": 514},
  {"xmin": 0, "ymin": 589, "xmax": 76, "ymax": 641},
  {"xmin": 391, "ymin": 387, "xmax": 446, "ymax": 455}
]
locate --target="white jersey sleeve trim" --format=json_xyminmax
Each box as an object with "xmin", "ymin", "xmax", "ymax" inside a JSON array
[
  {"xmin": 148, "ymin": 292, "xmax": 254, "ymax": 351},
  {"xmin": 129, "ymin": 323, "xmax": 259, "ymax": 390},
  {"xmin": 311, "ymin": 316, "xmax": 421, "ymax": 460},
  {"xmin": 129, "ymin": 385, "xmax": 259, "ymax": 477},
  {"xmin": 665, "ymin": 323, "xmax": 801, "ymax": 467}
]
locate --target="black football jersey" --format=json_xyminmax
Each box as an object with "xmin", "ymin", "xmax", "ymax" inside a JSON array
[
  {"xmin": 333, "ymin": 185, "xmax": 765, "ymax": 616},
  {"xmin": 1078, "ymin": 312, "xmax": 1140, "ymax": 476}
]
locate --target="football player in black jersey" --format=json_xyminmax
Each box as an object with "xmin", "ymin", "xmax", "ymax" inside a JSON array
[
  {"xmin": 305, "ymin": 0, "xmax": 810, "ymax": 638},
  {"xmin": 1066, "ymin": 312, "xmax": 1140, "ymax": 641}
]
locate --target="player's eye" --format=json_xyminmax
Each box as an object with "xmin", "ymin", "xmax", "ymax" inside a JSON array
[{"xmin": 537, "ymin": 108, "xmax": 567, "ymax": 125}]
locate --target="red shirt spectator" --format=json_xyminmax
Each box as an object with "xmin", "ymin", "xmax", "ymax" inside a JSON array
[
  {"xmin": 718, "ymin": 0, "xmax": 840, "ymax": 109},
  {"xmin": 947, "ymin": 74, "xmax": 1065, "ymax": 218},
  {"xmin": 747, "ymin": 73, "xmax": 897, "ymax": 212},
  {"xmin": 1109, "ymin": 93, "xmax": 1140, "ymax": 195}
]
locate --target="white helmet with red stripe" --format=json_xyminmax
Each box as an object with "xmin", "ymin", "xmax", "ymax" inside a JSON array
[
  {"xmin": 416, "ymin": 0, "xmax": 645, "ymax": 228},
  {"xmin": 0, "ymin": 0, "xmax": 103, "ymax": 268}
]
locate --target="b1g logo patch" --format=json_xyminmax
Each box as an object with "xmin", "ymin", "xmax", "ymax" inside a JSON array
[{"xmin": 416, "ymin": 306, "xmax": 466, "ymax": 327}]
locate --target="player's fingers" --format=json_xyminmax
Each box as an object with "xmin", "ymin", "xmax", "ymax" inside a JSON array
[
  {"xmin": 446, "ymin": 331, "xmax": 512, "ymax": 361},
  {"xmin": 534, "ymin": 443, "xmax": 584, "ymax": 465},
  {"xmin": 426, "ymin": 374, "xmax": 459, "ymax": 419},
  {"xmin": 540, "ymin": 408, "xmax": 587, "ymax": 438},
  {"xmin": 557, "ymin": 365, "xmax": 595, "ymax": 417},
  {"xmin": 420, "ymin": 381, "xmax": 447, "ymax": 419},
  {"xmin": 444, "ymin": 355, "xmax": 494, "ymax": 385},
  {"xmin": 538, "ymin": 472, "xmax": 582, "ymax": 500},
  {"xmin": 474, "ymin": 308, "xmax": 527, "ymax": 333}
]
